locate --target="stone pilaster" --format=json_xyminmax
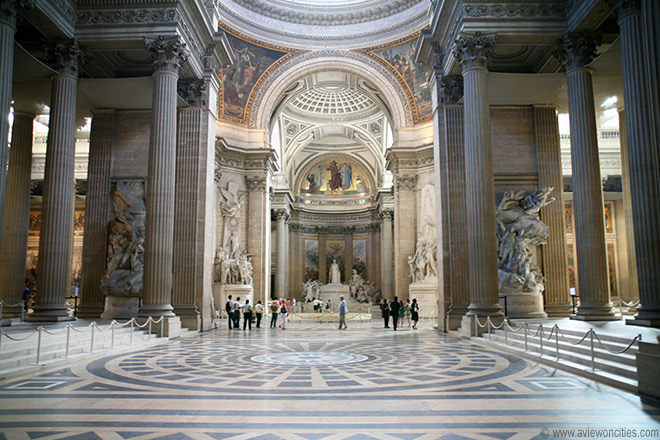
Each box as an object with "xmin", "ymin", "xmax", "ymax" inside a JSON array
[
  {"xmin": 246, "ymin": 175, "xmax": 270, "ymax": 303},
  {"xmin": 274, "ymin": 209, "xmax": 289, "ymax": 298},
  {"xmin": 288, "ymin": 223, "xmax": 302, "ymax": 297},
  {"xmin": 533, "ymin": 106, "xmax": 572, "ymax": 317},
  {"xmin": 77, "ymin": 110, "xmax": 115, "ymax": 318},
  {"xmin": 394, "ymin": 173, "xmax": 416, "ymax": 299},
  {"xmin": 556, "ymin": 31, "xmax": 616, "ymax": 320},
  {"xmin": 380, "ymin": 210, "xmax": 394, "ymax": 300},
  {"xmin": 29, "ymin": 40, "xmax": 83, "ymax": 321},
  {"xmin": 344, "ymin": 226, "xmax": 353, "ymax": 283},
  {"xmin": 0, "ymin": 112, "xmax": 33, "ymax": 315},
  {"xmin": 0, "ymin": 0, "xmax": 33, "ymax": 251},
  {"xmin": 616, "ymin": 0, "xmax": 660, "ymax": 326},
  {"xmin": 318, "ymin": 227, "xmax": 327, "ymax": 284},
  {"xmin": 141, "ymin": 36, "xmax": 188, "ymax": 319},
  {"xmin": 617, "ymin": 109, "xmax": 639, "ymax": 303},
  {"xmin": 453, "ymin": 32, "xmax": 503, "ymax": 317}
]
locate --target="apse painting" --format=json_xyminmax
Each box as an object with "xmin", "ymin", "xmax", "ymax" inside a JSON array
[
  {"xmin": 298, "ymin": 156, "xmax": 373, "ymax": 208},
  {"xmin": 371, "ymin": 37, "xmax": 432, "ymax": 121},
  {"xmin": 304, "ymin": 239, "xmax": 319, "ymax": 281},
  {"xmin": 326, "ymin": 239, "xmax": 345, "ymax": 283},
  {"xmin": 220, "ymin": 32, "xmax": 288, "ymax": 122},
  {"xmin": 353, "ymin": 238, "xmax": 367, "ymax": 279}
]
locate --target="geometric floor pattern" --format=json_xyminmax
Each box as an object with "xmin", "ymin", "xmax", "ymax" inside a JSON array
[{"xmin": 1, "ymin": 321, "xmax": 659, "ymax": 440}]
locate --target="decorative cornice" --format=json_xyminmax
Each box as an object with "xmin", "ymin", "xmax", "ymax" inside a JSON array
[
  {"xmin": 177, "ymin": 79, "xmax": 206, "ymax": 107},
  {"xmin": 245, "ymin": 175, "xmax": 267, "ymax": 191},
  {"xmin": 462, "ymin": 3, "xmax": 566, "ymax": 19},
  {"xmin": 76, "ymin": 8, "xmax": 179, "ymax": 25},
  {"xmin": 453, "ymin": 32, "xmax": 496, "ymax": 71},
  {"xmin": 554, "ymin": 31, "xmax": 602, "ymax": 72},
  {"xmin": 45, "ymin": 39, "xmax": 85, "ymax": 77},
  {"xmin": 145, "ymin": 36, "xmax": 188, "ymax": 74}
]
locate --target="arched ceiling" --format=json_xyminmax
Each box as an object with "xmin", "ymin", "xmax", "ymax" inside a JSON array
[{"xmin": 218, "ymin": 0, "xmax": 429, "ymax": 50}]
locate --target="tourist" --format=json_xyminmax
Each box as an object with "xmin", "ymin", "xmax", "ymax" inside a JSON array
[
  {"xmin": 404, "ymin": 298, "xmax": 411, "ymax": 327},
  {"xmin": 390, "ymin": 296, "xmax": 401, "ymax": 331},
  {"xmin": 279, "ymin": 300, "xmax": 288, "ymax": 330},
  {"xmin": 225, "ymin": 294, "xmax": 234, "ymax": 329},
  {"xmin": 255, "ymin": 300, "xmax": 264, "ymax": 328},
  {"xmin": 232, "ymin": 297, "xmax": 241, "ymax": 329},
  {"xmin": 325, "ymin": 299, "xmax": 331, "ymax": 313},
  {"xmin": 292, "ymin": 298, "xmax": 297, "ymax": 314},
  {"xmin": 269, "ymin": 299, "xmax": 279, "ymax": 328},
  {"xmin": 338, "ymin": 295, "xmax": 347, "ymax": 329},
  {"xmin": 398, "ymin": 298, "xmax": 405, "ymax": 328},
  {"xmin": 380, "ymin": 298, "xmax": 390, "ymax": 328},
  {"xmin": 411, "ymin": 298, "xmax": 419, "ymax": 330},
  {"xmin": 242, "ymin": 299, "xmax": 252, "ymax": 330},
  {"xmin": 22, "ymin": 286, "xmax": 31, "ymax": 312}
]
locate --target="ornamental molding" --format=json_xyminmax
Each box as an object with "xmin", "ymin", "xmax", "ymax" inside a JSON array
[
  {"xmin": 76, "ymin": 8, "xmax": 179, "ymax": 24},
  {"xmin": 246, "ymin": 175, "xmax": 267, "ymax": 191},
  {"xmin": 249, "ymin": 49, "xmax": 413, "ymax": 128},
  {"xmin": 50, "ymin": 0, "xmax": 75, "ymax": 23},
  {"xmin": 395, "ymin": 174, "xmax": 417, "ymax": 190},
  {"xmin": 462, "ymin": 3, "xmax": 566, "ymax": 19}
]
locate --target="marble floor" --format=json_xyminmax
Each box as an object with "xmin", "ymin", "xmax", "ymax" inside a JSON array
[{"xmin": 1, "ymin": 321, "xmax": 659, "ymax": 440}]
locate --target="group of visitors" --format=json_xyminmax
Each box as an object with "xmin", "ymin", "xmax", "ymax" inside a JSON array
[
  {"xmin": 380, "ymin": 297, "xmax": 419, "ymax": 330},
  {"xmin": 225, "ymin": 295, "xmax": 265, "ymax": 330},
  {"xmin": 270, "ymin": 298, "xmax": 291, "ymax": 330}
]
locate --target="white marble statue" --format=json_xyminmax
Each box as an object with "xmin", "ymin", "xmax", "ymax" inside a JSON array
[
  {"xmin": 329, "ymin": 259, "xmax": 341, "ymax": 284},
  {"xmin": 408, "ymin": 219, "xmax": 438, "ymax": 284},
  {"xmin": 349, "ymin": 269, "xmax": 364, "ymax": 298},
  {"xmin": 214, "ymin": 246, "xmax": 253, "ymax": 285},
  {"xmin": 218, "ymin": 185, "xmax": 244, "ymax": 218},
  {"xmin": 496, "ymin": 187, "xmax": 554, "ymax": 295}
]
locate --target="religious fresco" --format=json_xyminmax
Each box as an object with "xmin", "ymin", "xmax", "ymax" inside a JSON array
[
  {"xmin": 326, "ymin": 239, "xmax": 345, "ymax": 283},
  {"xmin": 220, "ymin": 31, "xmax": 289, "ymax": 124},
  {"xmin": 304, "ymin": 239, "xmax": 319, "ymax": 281},
  {"xmin": 297, "ymin": 155, "xmax": 374, "ymax": 207},
  {"xmin": 353, "ymin": 238, "xmax": 367, "ymax": 279},
  {"xmin": 607, "ymin": 243, "xmax": 617, "ymax": 296},
  {"xmin": 29, "ymin": 210, "xmax": 85, "ymax": 234},
  {"xmin": 367, "ymin": 35, "xmax": 432, "ymax": 123}
]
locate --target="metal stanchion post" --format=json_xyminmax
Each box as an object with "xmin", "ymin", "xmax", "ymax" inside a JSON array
[
  {"xmin": 148, "ymin": 318, "xmax": 152, "ymax": 337},
  {"xmin": 130, "ymin": 319, "xmax": 134, "ymax": 344},
  {"xmin": 555, "ymin": 325, "xmax": 560, "ymax": 360},
  {"xmin": 36, "ymin": 327, "xmax": 42, "ymax": 364},
  {"xmin": 590, "ymin": 330, "xmax": 595, "ymax": 371},
  {"xmin": 111, "ymin": 321, "xmax": 115, "ymax": 348},
  {"xmin": 487, "ymin": 318, "xmax": 491, "ymax": 340},
  {"xmin": 524, "ymin": 322, "xmax": 528, "ymax": 351},
  {"xmin": 474, "ymin": 315, "xmax": 478, "ymax": 336},
  {"xmin": 91, "ymin": 323, "xmax": 95, "ymax": 353},
  {"xmin": 65, "ymin": 325, "xmax": 71, "ymax": 358},
  {"xmin": 539, "ymin": 324, "xmax": 544, "ymax": 355},
  {"xmin": 160, "ymin": 317, "xmax": 164, "ymax": 338},
  {"xmin": 504, "ymin": 321, "xmax": 508, "ymax": 345}
]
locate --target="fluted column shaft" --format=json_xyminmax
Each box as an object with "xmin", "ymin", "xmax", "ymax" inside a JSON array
[
  {"xmin": 246, "ymin": 176, "xmax": 270, "ymax": 303},
  {"xmin": 381, "ymin": 211, "xmax": 394, "ymax": 300},
  {"xmin": 32, "ymin": 52, "xmax": 80, "ymax": 320},
  {"xmin": 318, "ymin": 229, "xmax": 327, "ymax": 284},
  {"xmin": 534, "ymin": 106, "xmax": 571, "ymax": 316},
  {"xmin": 78, "ymin": 110, "xmax": 115, "ymax": 317},
  {"xmin": 454, "ymin": 32, "xmax": 502, "ymax": 317},
  {"xmin": 566, "ymin": 67, "xmax": 615, "ymax": 320},
  {"xmin": 344, "ymin": 229, "xmax": 353, "ymax": 283},
  {"xmin": 274, "ymin": 210, "xmax": 288, "ymax": 298},
  {"xmin": 0, "ymin": 112, "xmax": 33, "ymax": 314},
  {"xmin": 141, "ymin": 37, "xmax": 187, "ymax": 317},
  {"xmin": 617, "ymin": 1, "xmax": 660, "ymax": 326}
]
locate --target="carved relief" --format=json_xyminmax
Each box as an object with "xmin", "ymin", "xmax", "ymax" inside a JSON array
[
  {"xmin": 76, "ymin": 8, "xmax": 179, "ymax": 25},
  {"xmin": 245, "ymin": 175, "xmax": 267, "ymax": 191},
  {"xmin": 395, "ymin": 174, "xmax": 417, "ymax": 190},
  {"xmin": 462, "ymin": 3, "xmax": 566, "ymax": 18}
]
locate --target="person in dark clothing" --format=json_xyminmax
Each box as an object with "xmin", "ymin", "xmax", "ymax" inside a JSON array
[
  {"xmin": 243, "ymin": 299, "xmax": 252, "ymax": 330},
  {"xmin": 380, "ymin": 298, "xmax": 390, "ymax": 328},
  {"xmin": 390, "ymin": 296, "xmax": 401, "ymax": 331}
]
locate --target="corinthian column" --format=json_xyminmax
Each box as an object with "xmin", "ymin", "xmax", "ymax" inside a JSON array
[
  {"xmin": 274, "ymin": 209, "xmax": 289, "ymax": 298},
  {"xmin": 29, "ymin": 40, "xmax": 83, "ymax": 321},
  {"xmin": 140, "ymin": 36, "xmax": 188, "ymax": 320},
  {"xmin": 613, "ymin": 0, "xmax": 660, "ymax": 327},
  {"xmin": 0, "ymin": 0, "xmax": 33, "ymax": 251},
  {"xmin": 453, "ymin": 32, "xmax": 503, "ymax": 318},
  {"xmin": 0, "ymin": 112, "xmax": 33, "ymax": 315},
  {"xmin": 380, "ymin": 210, "xmax": 394, "ymax": 300},
  {"xmin": 77, "ymin": 110, "xmax": 115, "ymax": 318},
  {"xmin": 534, "ymin": 106, "xmax": 572, "ymax": 316},
  {"xmin": 556, "ymin": 31, "xmax": 616, "ymax": 320}
]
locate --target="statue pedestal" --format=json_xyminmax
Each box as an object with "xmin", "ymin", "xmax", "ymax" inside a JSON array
[
  {"xmin": 499, "ymin": 293, "xmax": 547, "ymax": 319},
  {"xmin": 409, "ymin": 279, "xmax": 438, "ymax": 318},
  {"xmin": 213, "ymin": 284, "xmax": 253, "ymax": 317},
  {"xmin": 100, "ymin": 296, "xmax": 140, "ymax": 320},
  {"xmin": 319, "ymin": 283, "xmax": 350, "ymax": 306}
]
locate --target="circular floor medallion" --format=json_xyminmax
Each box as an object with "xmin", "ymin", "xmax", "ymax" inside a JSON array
[{"xmin": 251, "ymin": 351, "xmax": 368, "ymax": 366}]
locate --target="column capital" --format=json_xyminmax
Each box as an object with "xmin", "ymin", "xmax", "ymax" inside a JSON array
[
  {"xmin": 46, "ymin": 39, "xmax": 85, "ymax": 77},
  {"xmin": 438, "ymin": 75, "xmax": 464, "ymax": 105},
  {"xmin": 607, "ymin": 0, "xmax": 641, "ymax": 20},
  {"xmin": 145, "ymin": 36, "xmax": 188, "ymax": 74},
  {"xmin": 453, "ymin": 32, "xmax": 496, "ymax": 72},
  {"xmin": 273, "ymin": 208, "xmax": 289, "ymax": 222},
  {"xmin": 317, "ymin": 226, "xmax": 328, "ymax": 235},
  {"xmin": 245, "ymin": 175, "xmax": 267, "ymax": 191},
  {"xmin": 342, "ymin": 226, "xmax": 355, "ymax": 235},
  {"xmin": 177, "ymin": 78, "xmax": 206, "ymax": 107},
  {"xmin": 554, "ymin": 31, "xmax": 602, "ymax": 72},
  {"xmin": 0, "ymin": 0, "xmax": 34, "ymax": 29},
  {"xmin": 379, "ymin": 210, "xmax": 394, "ymax": 222},
  {"xmin": 395, "ymin": 173, "xmax": 416, "ymax": 190},
  {"xmin": 214, "ymin": 168, "xmax": 222, "ymax": 185}
]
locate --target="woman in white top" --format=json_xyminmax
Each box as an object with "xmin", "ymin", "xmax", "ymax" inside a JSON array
[
  {"xmin": 254, "ymin": 300, "xmax": 264, "ymax": 328},
  {"xmin": 279, "ymin": 300, "xmax": 288, "ymax": 330}
]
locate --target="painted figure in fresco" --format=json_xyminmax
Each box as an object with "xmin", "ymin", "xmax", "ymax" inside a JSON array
[
  {"xmin": 306, "ymin": 172, "xmax": 319, "ymax": 193},
  {"xmin": 341, "ymin": 163, "xmax": 352, "ymax": 190},
  {"xmin": 327, "ymin": 161, "xmax": 342, "ymax": 191}
]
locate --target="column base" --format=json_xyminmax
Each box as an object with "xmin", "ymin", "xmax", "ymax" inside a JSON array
[
  {"xmin": 174, "ymin": 305, "xmax": 201, "ymax": 332},
  {"xmin": 460, "ymin": 314, "xmax": 504, "ymax": 337},
  {"xmin": 626, "ymin": 318, "xmax": 660, "ymax": 328},
  {"xmin": 544, "ymin": 302, "xmax": 573, "ymax": 317},
  {"xmin": 637, "ymin": 339, "xmax": 660, "ymax": 399},
  {"xmin": 625, "ymin": 307, "xmax": 660, "ymax": 328},
  {"xmin": 24, "ymin": 314, "xmax": 75, "ymax": 322},
  {"xmin": 447, "ymin": 304, "xmax": 469, "ymax": 330},
  {"xmin": 25, "ymin": 304, "xmax": 75, "ymax": 322},
  {"xmin": 135, "ymin": 316, "xmax": 181, "ymax": 338},
  {"xmin": 466, "ymin": 302, "xmax": 504, "ymax": 318},
  {"xmin": 0, "ymin": 318, "xmax": 22, "ymax": 327},
  {"xmin": 571, "ymin": 301, "xmax": 618, "ymax": 321},
  {"xmin": 139, "ymin": 304, "xmax": 175, "ymax": 318},
  {"xmin": 76, "ymin": 304, "xmax": 105, "ymax": 318}
]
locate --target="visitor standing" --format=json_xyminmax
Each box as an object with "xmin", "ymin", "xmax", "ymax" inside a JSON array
[
  {"xmin": 338, "ymin": 295, "xmax": 348, "ymax": 329},
  {"xmin": 279, "ymin": 300, "xmax": 288, "ymax": 330},
  {"xmin": 255, "ymin": 300, "xmax": 264, "ymax": 328},
  {"xmin": 380, "ymin": 298, "xmax": 390, "ymax": 328},
  {"xmin": 269, "ymin": 299, "xmax": 279, "ymax": 328},
  {"xmin": 232, "ymin": 297, "xmax": 241, "ymax": 329},
  {"xmin": 243, "ymin": 299, "xmax": 252, "ymax": 330},
  {"xmin": 390, "ymin": 296, "xmax": 401, "ymax": 331},
  {"xmin": 225, "ymin": 295, "xmax": 234, "ymax": 329},
  {"xmin": 411, "ymin": 298, "xmax": 419, "ymax": 329}
]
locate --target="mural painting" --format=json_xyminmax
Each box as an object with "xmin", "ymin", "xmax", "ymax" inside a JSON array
[
  {"xmin": 299, "ymin": 156, "xmax": 372, "ymax": 204},
  {"xmin": 326, "ymin": 239, "xmax": 345, "ymax": 283},
  {"xmin": 353, "ymin": 238, "xmax": 367, "ymax": 279},
  {"xmin": 607, "ymin": 243, "xmax": 617, "ymax": 296},
  {"xmin": 370, "ymin": 37, "xmax": 432, "ymax": 121},
  {"xmin": 304, "ymin": 239, "xmax": 319, "ymax": 281},
  {"xmin": 220, "ymin": 32, "xmax": 288, "ymax": 122}
]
